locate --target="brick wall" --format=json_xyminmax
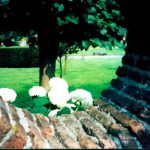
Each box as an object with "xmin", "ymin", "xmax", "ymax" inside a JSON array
[
  {"xmin": 101, "ymin": 1, "xmax": 150, "ymax": 148},
  {"xmin": 1, "ymin": 97, "xmax": 150, "ymax": 149}
]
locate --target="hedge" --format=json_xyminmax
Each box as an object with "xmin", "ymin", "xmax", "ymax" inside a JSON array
[{"xmin": 0, "ymin": 46, "xmax": 39, "ymax": 67}]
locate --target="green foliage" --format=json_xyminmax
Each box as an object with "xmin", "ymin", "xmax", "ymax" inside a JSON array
[
  {"xmin": 0, "ymin": 0, "xmax": 127, "ymax": 57},
  {"xmin": 102, "ymin": 41, "xmax": 112, "ymax": 50},
  {"xmin": 30, "ymin": 106, "xmax": 48, "ymax": 116},
  {"xmin": 82, "ymin": 40, "xmax": 90, "ymax": 50},
  {"xmin": 102, "ymin": 10, "xmax": 112, "ymax": 19},
  {"xmin": 32, "ymin": 97, "xmax": 49, "ymax": 107},
  {"xmin": 65, "ymin": 15, "xmax": 79, "ymax": 24},
  {"xmin": 85, "ymin": 15, "xmax": 96, "ymax": 24},
  {"xmin": 100, "ymin": 28, "xmax": 107, "ymax": 35},
  {"xmin": 0, "ymin": 46, "xmax": 39, "ymax": 67},
  {"xmin": 88, "ymin": 7, "xmax": 97, "ymax": 13},
  {"xmin": 57, "ymin": 107, "xmax": 71, "ymax": 116},
  {"xmin": 57, "ymin": 17, "xmax": 65, "ymax": 26},
  {"xmin": 90, "ymin": 38, "xmax": 103, "ymax": 47},
  {"xmin": 25, "ymin": 92, "xmax": 86, "ymax": 117},
  {"xmin": 54, "ymin": 3, "xmax": 64, "ymax": 12}
]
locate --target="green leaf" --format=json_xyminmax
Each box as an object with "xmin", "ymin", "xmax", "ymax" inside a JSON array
[
  {"xmin": 96, "ymin": 4, "xmax": 103, "ymax": 10},
  {"xmin": 109, "ymin": 22, "xmax": 117, "ymax": 31},
  {"xmin": 85, "ymin": 15, "xmax": 96, "ymax": 24},
  {"xmin": 100, "ymin": 28, "xmax": 107, "ymax": 35},
  {"xmin": 90, "ymin": 38, "xmax": 103, "ymax": 47},
  {"xmin": 65, "ymin": 15, "xmax": 79, "ymax": 24},
  {"xmin": 112, "ymin": 10, "xmax": 120, "ymax": 16},
  {"xmin": 88, "ymin": 7, "xmax": 97, "ymax": 13},
  {"xmin": 30, "ymin": 106, "xmax": 48, "ymax": 116},
  {"xmin": 32, "ymin": 97, "xmax": 50, "ymax": 107},
  {"xmin": 87, "ymin": 0, "xmax": 92, "ymax": 5},
  {"xmin": 82, "ymin": 40, "xmax": 90, "ymax": 50},
  {"xmin": 102, "ymin": 11, "xmax": 112, "ymax": 19},
  {"xmin": 54, "ymin": 3, "xmax": 64, "ymax": 12},
  {"xmin": 113, "ymin": 40, "xmax": 126, "ymax": 49},
  {"xmin": 96, "ymin": 18, "xmax": 104, "ymax": 26},
  {"xmin": 57, "ymin": 107, "xmax": 71, "ymax": 116},
  {"xmin": 57, "ymin": 17, "xmax": 65, "ymax": 26},
  {"xmin": 118, "ymin": 27, "xmax": 127, "ymax": 36},
  {"xmin": 76, "ymin": 105, "xmax": 85, "ymax": 111},
  {"xmin": 102, "ymin": 41, "xmax": 112, "ymax": 50}
]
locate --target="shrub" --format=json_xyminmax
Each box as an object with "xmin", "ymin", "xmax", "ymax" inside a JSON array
[{"xmin": 0, "ymin": 46, "xmax": 39, "ymax": 67}]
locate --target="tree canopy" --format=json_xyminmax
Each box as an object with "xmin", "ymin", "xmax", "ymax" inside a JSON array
[{"xmin": 0, "ymin": 0, "xmax": 126, "ymax": 50}]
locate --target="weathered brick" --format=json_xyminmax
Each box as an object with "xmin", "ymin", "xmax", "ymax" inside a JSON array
[
  {"xmin": 80, "ymin": 117, "xmax": 116, "ymax": 149},
  {"xmin": 9, "ymin": 104, "xmax": 19, "ymax": 122},
  {"xmin": 62, "ymin": 114, "xmax": 100, "ymax": 149},
  {"xmin": 35, "ymin": 114, "xmax": 64, "ymax": 148},
  {"xmin": 102, "ymin": 87, "xmax": 150, "ymax": 123},
  {"xmin": 23, "ymin": 109, "xmax": 34, "ymax": 122},
  {"xmin": 116, "ymin": 66, "xmax": 150, "ymax": 86},
  {"xmin": 111, "ymin": 78, "xmax": 124, "ymax": 90},
  {"xmin": 0, "ymin": 108, "xmax": 11, "ymax": 140},
  {"xmin": 85, "ymin": 106, "xmax": 115, "ymax": 129},
  {"xmin": 110, "ymin": 76, "xmax": 150, "ymax": 104},
  {"xmin": 79, "ymin": 137, "xmax": 99, "ymax": 149},
  {"xmin": 50, "ymin": 116, "xmax": 81, "ymax": 148},
  {"xmin": 94, "ymin": 99, "xmax": 130, "ymax": 126},
  {"xmin": 1, "ymin": 123, "xmax": 26, "ymax": 149},
  {"xmin": 137, "ymin": 56, "xmax": 150, "ymax": 71},
  {"xmin": 95, "ymin": 99, "xmax": 150, "ymax": 148},
  {"xmin": 122, "ymin": 53, "xmax": 140, "ymax": 67},
  {"xmin": 27, "ymin": 119, "xmax": 50, "ymax": 149},
  {"xmin": 110, "ymin": 124, "xmax": 138, "ymax": 149}
]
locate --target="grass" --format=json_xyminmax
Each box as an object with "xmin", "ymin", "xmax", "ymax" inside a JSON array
[
  {"xmin": 70, "ymin": 46, "xmax": 125, "ymax": 56},
  {"xmin": 0, "ymin": 56, "xmax": 123, "ymax": 108}
]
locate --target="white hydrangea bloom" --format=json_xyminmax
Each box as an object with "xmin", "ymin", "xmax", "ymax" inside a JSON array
[
  {"xmin": 0, "ymin": 88, "xmax": 17, "ymax": 102},
  {"xmin": 48, "ymin": 109, "xmax": 59, "ymax": 117},
  {"xmin": 48, "ymin": 89, "xmax": 70, "ymax": 108},
  {"xmin": 65, "ymin": 103, "xmax": 76, "ymax": 108},
  {"xmin": 70, "ymin": 89, "xmax": 93, "ymax": 106},
  {"xmin": 29, "ymin": 86, "xmax": 47, "ymax": 97},
  {"xmin": 49, "ymin": 77, "xmax": 68, "ymax": 91}
]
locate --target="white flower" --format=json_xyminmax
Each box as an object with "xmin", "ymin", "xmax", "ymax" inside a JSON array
[
  {"xmin": 48, "ymin": 109, "xmax": 59, "ymax": 117},
  {"xmin": 48, "ymin": 89, "xmax": 70, "ymax": 108},
  {"xmin": 49, "ymin": 77, "xmax": 68, "ymax": 91},
  {"xmin": 70, "ymin": 89, "xmax": 93, "ymax": 106},
  {"xmin": 0, "ymin": 88, "xmax": 17, "ymax": 102},
  {"xmin": 29, "ymin": 86, "xmax": 47, "ymax": 97},
  {"xmin": 65, "ymin": 103, "xmax": 76, "ymax": 108}
]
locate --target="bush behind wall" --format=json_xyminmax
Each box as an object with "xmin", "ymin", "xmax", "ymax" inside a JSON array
[{"xmin": 0, "ymin": 46, "xmax": 39, "ymax": 67}]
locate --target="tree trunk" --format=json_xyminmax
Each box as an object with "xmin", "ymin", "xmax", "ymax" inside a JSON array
[
  {"xmin": 64, "ymin": 54, "xmax": 68, "ymax": 75},
  {"xmin": 38, "ymin": 29, "xmax": 58, "ymax": 91},
  {"xmin": 59, "ymin": 57, "xmax": 62, "ymax": 78}
]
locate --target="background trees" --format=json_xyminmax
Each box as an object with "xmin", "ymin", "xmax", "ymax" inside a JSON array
[{"xmin": 0, "ymin": 0, "xmax": 126, "ymax": 90}]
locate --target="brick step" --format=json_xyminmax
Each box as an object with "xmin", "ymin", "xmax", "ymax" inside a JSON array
[
  {"xmin": 0, "ymin": 97, "xmax": 150, "ymax": 148},
  {"xmin": 94, "ymin": 99, "xmax": 150, "ymax": 148},
  {"xmin": 101, "ymin": 88, "xmax": 150, "ymax": 124}
]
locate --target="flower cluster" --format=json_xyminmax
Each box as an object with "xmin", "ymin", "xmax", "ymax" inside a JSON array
[
  {"xmin": 28, "ymin": 77, "xmax": 93, "ymax": 117},
  {"xmin": 29, "ymin": 86, "xmax": 47, "ymax": 97},
  {"xmin": 0, "ymin": 88, "xmax": 17, "ymax": 102},
  {"xmin": 70, "ymin": 89, "xmax": 93, "ymax": 106},
  {"xmin": 49, "ymin": 77, "xmax": 68, "ymax": 91},
  {"xmin": 48, "ymin": 77, "xmax": 71, "ymax": 108}
]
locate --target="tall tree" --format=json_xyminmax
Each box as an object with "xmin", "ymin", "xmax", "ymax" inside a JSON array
[{"xmin": 0, "ymin": 0, "xmax": 126, "ymax": 90}]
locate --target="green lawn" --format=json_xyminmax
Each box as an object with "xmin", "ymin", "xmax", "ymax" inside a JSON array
[
  {"xmin": 0, "ymin": 57, "xmax": 123, "ymax": 108},
  {"xmin": 70, "ymin": 46, "xmax": 125, "ymax": 56}
]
